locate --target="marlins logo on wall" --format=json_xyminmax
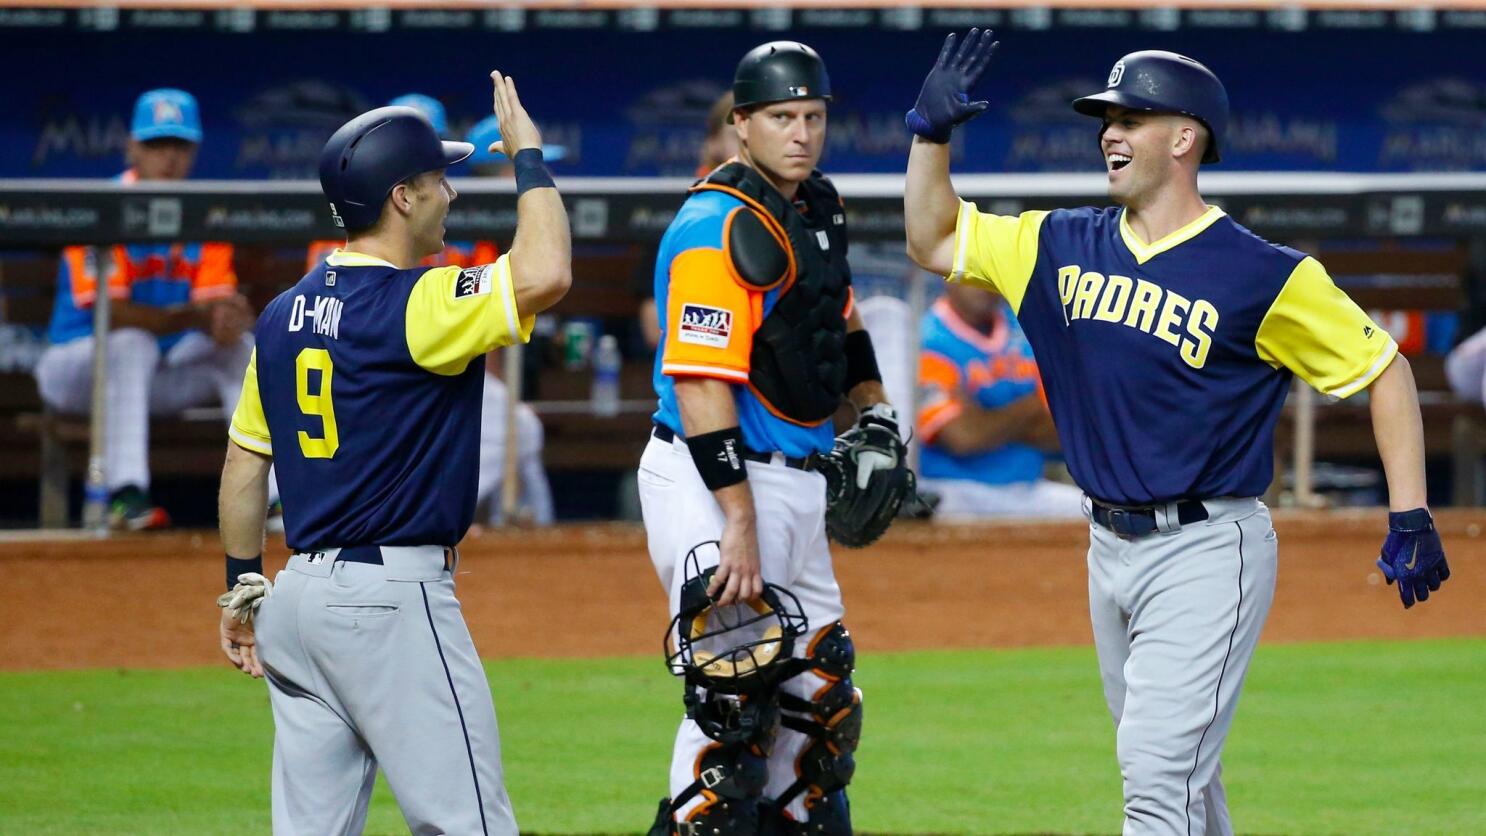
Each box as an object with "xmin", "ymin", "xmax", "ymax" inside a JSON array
[{"xmin": 678, "ymin": 303, "xmax": 732, "ymax": 348}]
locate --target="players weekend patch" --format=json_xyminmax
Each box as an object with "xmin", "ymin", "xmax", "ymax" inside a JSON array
[
  {"xmin": 453, "ymin": 265, "xmax": 493, "ymax": 299},
  {"xmin": 678, "ymin": 304, "xmax": 732, "ymax": 348}
]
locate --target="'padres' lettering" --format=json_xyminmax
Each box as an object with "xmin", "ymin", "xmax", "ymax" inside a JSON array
[
  {"xmin": 295, "ymin": 348, "xmax": 339, "ymax": 459},
  {"xmin": 1059, "ymin": 265, "xmax": 1220, "ymax": 369}
]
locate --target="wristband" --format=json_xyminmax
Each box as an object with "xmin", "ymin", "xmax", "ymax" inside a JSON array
[
  {"xmin": 843, "ymin": 329, "xmax": 883, "ymax": 391},
  {"xmin": 1387, "ymin": 508, "xmax": 1433, "ymax": 532},
  {"xmin": 226, "ymin": 554, "xmax": 263, "ymax": 591},
  {"xmin": 686, "ymin": 426, "xmax": 749, "ymax": 491},
  {"xmin": 512, "ymin": 148, "xmax": 555, "ymax": 195}
]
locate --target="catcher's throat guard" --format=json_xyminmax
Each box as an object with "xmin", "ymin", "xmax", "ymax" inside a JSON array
[{"xmin": 664, "ymin": 542, "xmax": 809, "ymax": 696}]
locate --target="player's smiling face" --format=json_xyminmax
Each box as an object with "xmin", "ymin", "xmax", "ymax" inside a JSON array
[
  {"xmin": 1100, "ymin": 106, "xmax": 1206, "ymax": 206},
  {"xmin": 735, "ymin": 99, "xmax": 827, "ymax": 189}
]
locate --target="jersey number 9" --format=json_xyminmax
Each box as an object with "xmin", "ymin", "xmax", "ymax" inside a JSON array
[{"xmin": 295, "ymin": 348, "xmax": 339, "ymax": 459}]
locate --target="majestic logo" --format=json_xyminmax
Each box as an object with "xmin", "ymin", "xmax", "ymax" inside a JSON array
[
  {"xmin": 1107, "ymin": 60, "xmax": 1125, "ymax": 88},
  {"xmin": 678, "ymin": 303, "xmax": 732, "ymax": 348},
  {"xmin": 1363, "ymin": 325, "xmax": 1375, "ymax": 338},
  {"xmin": 453, "ymin": 265, "xmax": 492, "ymax": 299}
]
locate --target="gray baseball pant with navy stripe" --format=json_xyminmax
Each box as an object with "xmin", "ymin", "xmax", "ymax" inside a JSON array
[
  {"xmin": 254, "ymin": 547, "xmax": 518, "ymax": 835},
  {"xmin": 1086, "ymin": 496, "xmax": 1278, "ymax": 835}
]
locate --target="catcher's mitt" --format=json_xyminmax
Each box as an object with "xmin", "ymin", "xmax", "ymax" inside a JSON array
[{"xmin": 814, "ymin": 405, "xmax": 915, "ymax": 548}]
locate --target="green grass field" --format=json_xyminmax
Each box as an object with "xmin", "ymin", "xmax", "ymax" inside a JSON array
[{"xmin": 3, "ymin": 639, "xmax": 1483, "ymax": 834}]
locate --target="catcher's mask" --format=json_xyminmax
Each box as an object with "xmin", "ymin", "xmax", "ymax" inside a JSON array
[{"xmin": 664, "ymin": 541, "xmax": 808, "ymax": 695}]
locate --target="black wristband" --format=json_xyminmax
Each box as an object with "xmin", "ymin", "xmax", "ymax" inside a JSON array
[
  {"xmin": 686, "ymin": 426, "xmax": 749, "ymax": 492},
  {"xmin": 512, "ymin": 148, "xmax": 555, "ymax": 195},
  {"xmin": 226, "ymin": 554, "xmax": 263, "ymax": 591},
  {"xmin": 843, "ymin": 329, "xmax": 883, "ymax": 391}
]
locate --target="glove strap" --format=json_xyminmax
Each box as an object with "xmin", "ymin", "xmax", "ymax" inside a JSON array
[
  {"xmin": 1387, "ymin": 508, "xmax": 1433, "ymax": 532},
  {"xmin": 226, "ymin": 554, "xmax": 263, "ymax": 591}
]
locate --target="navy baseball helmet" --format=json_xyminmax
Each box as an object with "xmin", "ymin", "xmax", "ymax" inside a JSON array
[
  {"xmin": 1072, "ymin": 50, "xmax": 1229, "ymax": 164},
  {"xmin": 318, "ymin": 106, "xmax": 474, "ymax": 230},
  {"xmin": 733, "ymin": 41, "xmax": 832, "ymax": 111}
]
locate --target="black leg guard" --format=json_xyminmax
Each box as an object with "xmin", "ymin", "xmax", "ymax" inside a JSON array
[
  {"xmin": 647, "ymin": 797, "xmax": 676, "ymax": 836},
  {"xmin": 774, "ymin": 622, "xmax": 862, "ymax": 835}
]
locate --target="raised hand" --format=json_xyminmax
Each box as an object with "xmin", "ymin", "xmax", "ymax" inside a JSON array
[
  {"xmin": 487, "ymin": 70, "xmax": 544, "ymax": 159},
  {"xmin": 905, "ymin": 28, "xmax": 1000, "ymax": 143}
]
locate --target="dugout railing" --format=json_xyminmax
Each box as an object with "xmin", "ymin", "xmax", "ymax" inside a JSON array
[{"xmin": 2, "ymin": 172, "xmax": 1484, "ymax": 528}]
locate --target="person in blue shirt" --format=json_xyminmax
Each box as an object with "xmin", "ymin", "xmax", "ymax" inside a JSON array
[
  {"xmin": 216, "ymin": 72, "xmax": 570, "ymax": 835},
  {"xmin": 916, "ymin": 281, "xmax": 1082, "ymax": 518},
  {"xmin": 640, "ymin": 42, "xmax": 898, "ymax": 835},
  {"xmin": 904, "ymin": 32, "xmax": 1449, "ymax": 832},
  {"xmin": 34, "ymin": 88, "xmax": 258, "ymax": 529}
]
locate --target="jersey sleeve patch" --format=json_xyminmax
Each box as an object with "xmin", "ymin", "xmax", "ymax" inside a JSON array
[
  {"xmin": 661, "ymin": 247, "xmax": 759, "ymax": 383},
  {"xmin": 453, "ymin": 264, "xmax": 494, "ymax": 299},
  {"xmin": 406, "ymin": 254, "xmax": 533, "ymax": 376},
  {"xmin": 1255, "ymin": 256, "xmax": 1399, "ymax": 399},
  {"xmin": 228, "ymin": 348, "xmax": 274, "ymax": 455},
  {"xmin": 949, "ymin": 204, "xmax": 1048, "ymax": 315}
]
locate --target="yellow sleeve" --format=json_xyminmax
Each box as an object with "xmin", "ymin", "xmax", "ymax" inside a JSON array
[
  {"xmin": 1255, "ymin": 257, "xmax": 1398, "ymax": 399},
  {"xmin": 405, "ymin": 254, "xmax": 535, "ymax": 376},
  {"xmin": 228, "ymin": 348, "xmax": 273, "ymax": 455},
  {"xmin": 948, "ymin": 202, "xmax": 1048, "ymax": 314}
]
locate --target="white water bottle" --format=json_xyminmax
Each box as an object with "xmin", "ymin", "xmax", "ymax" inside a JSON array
[{"xmin": 591, "ymin": 334, "xmax": 621, "ymax": 417}]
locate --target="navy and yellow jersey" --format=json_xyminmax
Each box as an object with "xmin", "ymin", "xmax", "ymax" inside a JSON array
[
  {"xmin": 950, "ymin": 202, "xmax": 1397, "ymax": 505},
  {"xmin": 917, "ymin": 297, "xmax": 1046, "ymax": 486},
  {"xmin": 650, "ymin": 189, "xmax": 847, "ymax": 458},
  {"xmin": 229, "ymin": 249, "xmax": 533, "ymax": 551}
]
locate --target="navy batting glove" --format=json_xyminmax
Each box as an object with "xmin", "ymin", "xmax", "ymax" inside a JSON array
[
  {"xmin": 905, "ymin": 28, "xmax": 999, "ymax": 143},
  {"xmin": 1376, "ymin": 508, "xmax": 1450, "ymax": 609}
]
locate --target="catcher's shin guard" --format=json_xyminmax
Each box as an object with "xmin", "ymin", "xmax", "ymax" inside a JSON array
[
  {"xmin": 775, "ymin": 623, "xmax": 862, "ymax": 833},
  {"xmin": 660, "ymin": 735, "xmax": 774, "ymax": 836}
]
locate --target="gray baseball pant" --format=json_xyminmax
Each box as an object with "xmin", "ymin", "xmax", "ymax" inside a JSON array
[
  {"xmin": 254, "ymin": 546, "xmax": 518, "ymax": 835},
  {"xmin": 1086, "ymin": 496, "xmax": 1277, "ymax": 835}
]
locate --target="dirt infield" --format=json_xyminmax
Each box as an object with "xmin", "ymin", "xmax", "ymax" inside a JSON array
[{"xmin": 1, "ymin": 510, "xmax": 1482, "ymax": 671}]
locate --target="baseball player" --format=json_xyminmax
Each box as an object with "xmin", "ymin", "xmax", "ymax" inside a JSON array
[
  {"xmin": 640, "ymin": 42, "xmax": 909, "ymax": 835},
  {"xmin": 903, "ymin": 32, "xmax": 1451, "ymax": 833},
  {"xmin": 917, "ymin": 282, "xmax": 1083, "ymax": 519},
  {"xmin": 215, "ymin": 72, "xmax": 571, "ymax": 834},
  {"xmin": 34, "ymin": 88, "xmax": 260, "ymax": 529}
]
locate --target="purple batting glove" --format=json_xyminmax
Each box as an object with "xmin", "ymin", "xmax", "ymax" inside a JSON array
[
  {"xmin": 905, "ymin": 28, "xmax": 999, "ymax": 143},
  {"xmin": 1376, "ymin": 508, "xmax": 1450, "ymax": 609}
]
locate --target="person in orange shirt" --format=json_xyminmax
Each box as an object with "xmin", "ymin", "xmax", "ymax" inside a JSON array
[{"xmin": 35, "ymin": 89, "xmax": 261, "ymax": 529}]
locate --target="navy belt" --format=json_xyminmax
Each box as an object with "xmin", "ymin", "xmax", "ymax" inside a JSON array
[
  {"xmin": 332, "ymin": 545, "xmax": 454, "ymax": 570},
  {"xmin": 1091, "ymin": 499, "xmax": 1208, "ymax": 538},
  {"xmin": 652, "ymin": 424, "xmax": 810, "ymax": 471}
]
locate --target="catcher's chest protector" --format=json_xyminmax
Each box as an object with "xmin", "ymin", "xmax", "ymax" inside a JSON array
[{"xmin": 692, "ymin": 163, "xmax": 852, "ymax": 426}]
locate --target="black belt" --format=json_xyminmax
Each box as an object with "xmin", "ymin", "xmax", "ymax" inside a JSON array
[
  {"xmin": 327, "ymin": 545, "xmax": 455, "ymax": 570},
  {"xmin": 652, "ymin": 424, "xmax": 810, "ymax": 471},
  {"xmin": 1090, "ymin": 499, "xmax": 1208, "ymax": 539}
]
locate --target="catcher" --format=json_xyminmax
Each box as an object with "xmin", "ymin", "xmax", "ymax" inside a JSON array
[{"xmin": 637, "ymin": 41, "xmax": 914, "ymax": 835}]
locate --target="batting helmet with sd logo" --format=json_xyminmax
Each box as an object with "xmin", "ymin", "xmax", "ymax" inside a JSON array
[
  {"xmin": 318, "ymin": 105, "xmax": 474, "ymax": 231},
  {"xmin": 1072, "ymin": 50, "xmax": 1229, "ymax": 164}
]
